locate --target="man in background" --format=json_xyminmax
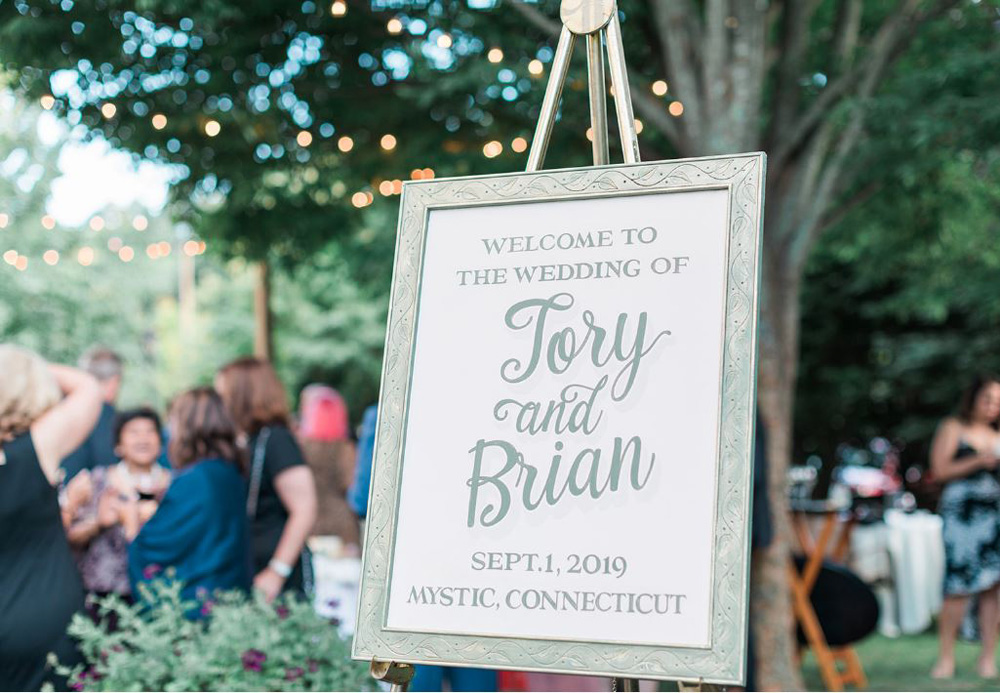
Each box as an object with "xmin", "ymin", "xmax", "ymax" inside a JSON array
[{"xmin": 61, "ymin": 347, "xmax": 122, "ymax": 480}]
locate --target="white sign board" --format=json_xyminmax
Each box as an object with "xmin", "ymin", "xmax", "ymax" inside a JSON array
[{"xmin": 354, "ymin": 154, "xmax": 765, "ymax": 685}]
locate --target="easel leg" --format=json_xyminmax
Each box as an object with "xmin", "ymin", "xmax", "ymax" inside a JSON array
[
  {"xmin": 612, "ymin": 677, "xmax": 640, "ymax": 691},
  {"xmin": 604, "ymin": 13, "xmax": 640, "ymax": 164},
  {"xmin": 371, "ymin": 660, "xmax": 415, "ymax": 692},
  {"xmin": 526, "ymin": 25, "xmax": 576, "ymax": 172},
  {"xmin": 586, "ymin": 32, "xmax": 609, "ymax": 165}
]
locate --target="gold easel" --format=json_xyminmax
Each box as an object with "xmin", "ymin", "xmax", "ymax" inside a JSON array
[{"xmin": 368, "ymin": 2, "xmax": 724, "ymax": 691}]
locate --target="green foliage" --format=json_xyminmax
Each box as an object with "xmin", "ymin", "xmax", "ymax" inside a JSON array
[{"xmin": 54, "ymin": 577, "xmax": 372, "ymax": 692}]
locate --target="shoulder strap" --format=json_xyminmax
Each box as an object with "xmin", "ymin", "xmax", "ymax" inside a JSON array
[{"xmin": 246, "ymin": 427, "xmax": 272, "ymax": 520}]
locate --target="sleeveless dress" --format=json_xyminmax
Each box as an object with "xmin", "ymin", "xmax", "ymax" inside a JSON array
[
  {"xmin": 939, "ymin": 441, "xmax": 1000, "ymax": 595},
  {"xmin": 0, "ymin": 432, "xmax": 85, "ymax": 690}
]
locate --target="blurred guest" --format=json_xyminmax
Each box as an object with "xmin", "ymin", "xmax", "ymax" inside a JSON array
[
  {"xmin": 348, "ymin": 404, "xmax": 378, "ymax": 529},
  {"xmin": 931, "ymin": 374, "xmax": 1000, "ymax": 679},
  {"xmin": 129, "ymin": 388, "xmax": 250, "ymax": 605},
  {"xmin": 298, "ymin": 384, "xmax": 359, "ymax": 547},
  {"xmin": 63, "ymin": 408, "xmax": 170, "ymax": 605},
  {"xmin": 62, "ymin": 347, "xmax": 123, "ymax": 480},
  {"xmin": 216, "ymin": 358, "xmax": 318, "ymax": 601},
  {"xmin": 0, "ymin": 345, "xmax": 102, "ymax": 690}
]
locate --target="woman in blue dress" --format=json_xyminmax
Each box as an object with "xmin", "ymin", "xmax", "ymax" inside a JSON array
[
  {"xmin": 931, "ymin": 375, "xmax": 1000, "ymax": 680},
  {"xmin": 129, "ymin": 387, "xmax": 251, "ymax": 606}
]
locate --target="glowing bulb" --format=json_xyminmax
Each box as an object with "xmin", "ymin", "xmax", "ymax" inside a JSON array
[
  {"xmin": 378, "ymin": 180, "xmax": 393, "ymax": 196},
  {"xmin": 118, "ymin": 246, "xmax": 134, "ymax": 262},
  {"xmin": 422, "ymin": 168, "xmax": 434, "ymax": 179},
  {"xmin": 132, "ymin": 215, "xmax": 148, "ymax": 231},
  {"xmin": 437, "ymin": 33, "xmax": 452, "ymax": 49},
  {"xmin": 351, "ymin": 191, "xmax": 369, "ymax": 208},
  {"xmin": 197, "ymin": 241, "xmax": 206, "ymax": 254},
  {"xmin": 297, "ymin": 130, "xmax": 313, "ymax": 147},
  {"xmin": 337, "ymin": 136, "xmax": 354, "ymax": 152},
  {"xmin": 652, "ymin": 80, "xmax": 668, "ymax": 96},
  {"xmin": 392, "ymin": 179, "xmax": 403, "ymax": 194},
  {"xmin": 410, "ymin": 168, "xmax": 424, "ymax": 180},
  {"xmin": 40, "ymin": 95, "xmax": 55, "ymax": 110},
  {"xmin": 0, "ymin": 213, "xmax": 8, "ymax": 228},
  {"xmin": 483, "ymin": 140, "xmax": 503, "ymax": 158},
  {"xmin": 183, "ymin": 240, "xmax": 200, "ymax": 256},
  {"xmin": 205, "ymin": 120, "xmax": 221, "ymax": 137},
  {"xmin": 15, "ymin": 256, "xmax": 27, "ymax": 271},
  {"xmin": 511, "ymin": 137, "xmax": 528, "ymax": 153},
  {"xmin": 152, "ymin": 114, "xmax": 167, "ymax": 130},
  {"xmin": 43, "ymin": 250, "xmax": 59, "ymax": 265},
  {"xmin": 89, "ymin": 216, "xmax": 105, "ymax": 232},
  {"xmin": 146, "ymin": 244, "xmax": 160, "ymax": 259},
  {"xmin": 157, "ymin": 241, "xmax": 171, "ymax": 256},
  {"xmin": 77, "ymin": 247, "xmax": 95, "ymax": 266},
  {"xmin": 330, "ymin": 0, "xmax": 346, "ymax": 16},
  {"xmin": 387, "ymin": 18, "xmax": 403, "ymax": 34},
  {"xmin": 3, "ymin": 250, "xmax": 18, "ymax": 265},
  {"xmin": 528, "ymin": 60, "xmax": 544, "ymax": 76},
  {"xmin": 101, "ymin": 103, "xmax": 117, "ymax": 119},
  {"xmin": 487, "ymin": 48, "xmax": 503, "ymax": 63},
  {"xmin": 380, "ymin": 134, "xmax": 397, "ymax": 151},
  {"xmin": 669, "ymin": 101, "xmax": 684, "ymax": 117},
  {"xmin": 41, "ymin": 215, "xmax": 56, "ymax": 230},
  {"xmin": 586, "ymin": 127, "xmax": 594, "ymax": 142},
  {"xmin": 634, "ymin": 118, "xmax": 644, "ymax": 134}
]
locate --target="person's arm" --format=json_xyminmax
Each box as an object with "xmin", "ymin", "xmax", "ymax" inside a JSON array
[
  {"xmin": 930, "ymin": 418, "xmax": 996, "ymax": 482},
  {"xmin": 31, "ymin": 364, "xmax": 102, "ymax": 485},
  {"xmin": 255, "ymin": 466, "xmax": 318, "ymax": 601}
]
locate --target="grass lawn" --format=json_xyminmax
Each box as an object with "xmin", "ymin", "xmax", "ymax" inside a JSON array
[{"xmin": 801, "ymin": 631, "xmax": 996, "ymax": 692}]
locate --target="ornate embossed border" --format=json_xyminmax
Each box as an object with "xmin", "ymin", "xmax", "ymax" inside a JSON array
[{"xmin": 352, "ymin": 153, "xmax": 766, "ymax": 685}]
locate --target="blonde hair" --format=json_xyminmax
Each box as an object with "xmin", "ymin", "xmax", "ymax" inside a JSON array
[{"xmin": 0, "ymin": 345, "xmax": 61, "ymax": 442}]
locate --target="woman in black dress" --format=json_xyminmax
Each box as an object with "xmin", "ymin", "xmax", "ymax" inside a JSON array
[
  {"xmin": 0, "ymin": 345, "xmax": 103, "ymax": 690},
  {"xmin": 930, "ymin": 374, "xmax": 1000, "ymax": 680},
  {"xmin": 216, "ymin": 357, "xmax": 317, "ymax": 601}
]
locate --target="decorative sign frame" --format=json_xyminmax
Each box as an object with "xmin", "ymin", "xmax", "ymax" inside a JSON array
[{"xmin": 353, "ymin": 152, "xmax": 765, "ymax": 686}]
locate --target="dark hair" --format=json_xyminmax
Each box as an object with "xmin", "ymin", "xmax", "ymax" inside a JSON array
[
  {"xmin": 79, "ymin": 346, "xmax": 123, "ymax": 382},
  {"xmin": 958, "ymin": 374, "xmax": 1000, "ymax": 424},
  {"xmin": 113, "ymin": 407, "xmax": 163, "ymax": 446},
  {"xmin": 168, "ymin": 387, "xmax": 243, "ymax": 470},
  {"xmin": 215, "ymin": 357, "xmax": 290, "ymax": 435}
]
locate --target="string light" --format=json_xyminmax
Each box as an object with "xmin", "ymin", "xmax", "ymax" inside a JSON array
[
  {"xmin": 351, "ymin": 191, "xmax": 371, "ymax": 208},
  {"xmin": 487, "ymin": 48, "xmax": 504, "ymax": 63},
  {"xmin": 378, "ymin": 180, "xmax": 394, "ymax": 196},
  {"xmin": 634, "ymin": 118, "xmax": 644, "ymax": 134},
  {"xmin": 3, "ymin": 250, "xmax": 17, "ymax": 265},
  {"xmin": 386, "ymin": 18, "xmax": 403, "ymax": 34},
  {"xmin": 511, "ymin": 136, "xmax": 528, "ymax": 153},
  {"xmin": 146, "ymin": 244, "xmax": 160, "ymax": 259},
  {"xmin": 297, "ymin": 130, "xmax": 313, "ymax": 147},
  {"xmin": 132, "ymin": 215, "xmax": 148, "ymax": 231},
  {"xmin": 0, "ymin": 213, "xmax": 8, "ymax": 228},
  {"xmin": 330, "ymin": 0, "xmax": 346, "ymax": 16},
  {"xmin": 205, "ymin": 120, "xmax": 221, "ymax": 137},
  {"xmin": 183, "ymin": 240, "xmax": 200, "ymax": 256},
  {"xmin": 337, "ymin": 136, "xmax": 354, "ymax": 152},
  {"xmin": 483, "ymin": 140, "xmax": 503, "ymax": 158},
  {"xmin": 669, "ymin": 101, "xmax": 684, "ymax": 117},
  {"xmin": 422, "ymin": 168, "xmax": 434, "ymax": 179},
  {"xmin": 392, "ymin": 179, "xmax": 403, "ymax": 194},
  {"xmin": 380, "ymin": 134, "xmax": 397, "ymax": 151},
  {"xmin": 152, "ymin": 114, "xmax": 167, "ymax": 130},
  {"xmin": 652, "ymin": 80, "xmax": 668, "ymax": 96},
  {"xmin": 157, "ymin": 241, "xmax": 171, "ymax": 256},
  {"xmin": 119, "ymin": 246, "xmax": 134, "ymax": 262},
  {"xmin": 197, "ymin": 241, "xmax": 206, "ymax": 254},
  {"xmin": 437, "ymin": 33, "xmax": 453, "ymax": 49},
  {"xmin": 43, "ymin": 250, "xmax": 59, "ymax": 265},
  {"xmin": 101, "ymin": 103, "xmax": 116, "ymax": 119},
  {"xmin": 410, "ymin": 168, "xmax": 424, "ymax": 180},
  {"xmin": 89, "ymin": 216, "xmax": 105, "ymax": 232},
  {"xmin": 41, "ymin": 215, "xmax": 56, "ymax": 230},
  {"xmin": 528, "ymin": 60, "xmax": 544, "ymax": 76},
  {"xmin": 77, "ymin": 247, "xmax": 95, "ymax": 266},
  {"xmin": 586, "ymin": 127, "xmax": 594, "ymax": 142},
  {"xmin": 15, "ymin": 256, "xmax": 27, "ymax": 271},
  {"xmin": 40, "ymin": 95, "xmax": 55, "ymax": 110}
]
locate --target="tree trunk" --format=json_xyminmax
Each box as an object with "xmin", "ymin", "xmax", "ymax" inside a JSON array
[
  {"xmin": 751, "ymin": 232, "xmax": 805, "ymax": 690},
  {"xmin": 253, "ymin": 260, "xmax": 273, "ymax": 360}
]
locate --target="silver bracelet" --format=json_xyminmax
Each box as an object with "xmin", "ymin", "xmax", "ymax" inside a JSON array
[{"xmin": 268, "ymin": 559, "xmax": 293, "ymax": 578}]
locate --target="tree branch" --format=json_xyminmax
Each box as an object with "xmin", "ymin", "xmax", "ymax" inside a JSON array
[
  {"xmin": 649, "ymin": 0, "xmax": 705, "ymax": 147},
  {"xmin": 765, "ymin": 0, "xmax": 818, "ymax": 151}
]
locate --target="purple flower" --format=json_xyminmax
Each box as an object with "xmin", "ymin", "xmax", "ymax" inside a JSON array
[
  {"xmin": 142, "ymin": 563, "xmax": 162, "ymax": 580},
  {"xmin": 307, "ymin": 659, "xmax": 319, "ymax": 673},
  {"xmin": 275, "ymin": 605, "xmax": 290, "ymax": 620},
  {"xmin": 200, "ymin": 600, "xmax": 214, "ymax": 617},
  {"xmin": 285, "ymin": 667, "xmax": 305, "ymax": 681},
  {"xmin": 70, "ymin": 682, "xmax": 84, "ymax": 691},
  {"xmin": 241, "ymin": 649, "xmax": 267, "ymax": 672}
]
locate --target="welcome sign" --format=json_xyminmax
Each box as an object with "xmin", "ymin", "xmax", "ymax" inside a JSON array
[{"xmin": 354, "ymin": 153, "xmax": 765, "ymax": 685}]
